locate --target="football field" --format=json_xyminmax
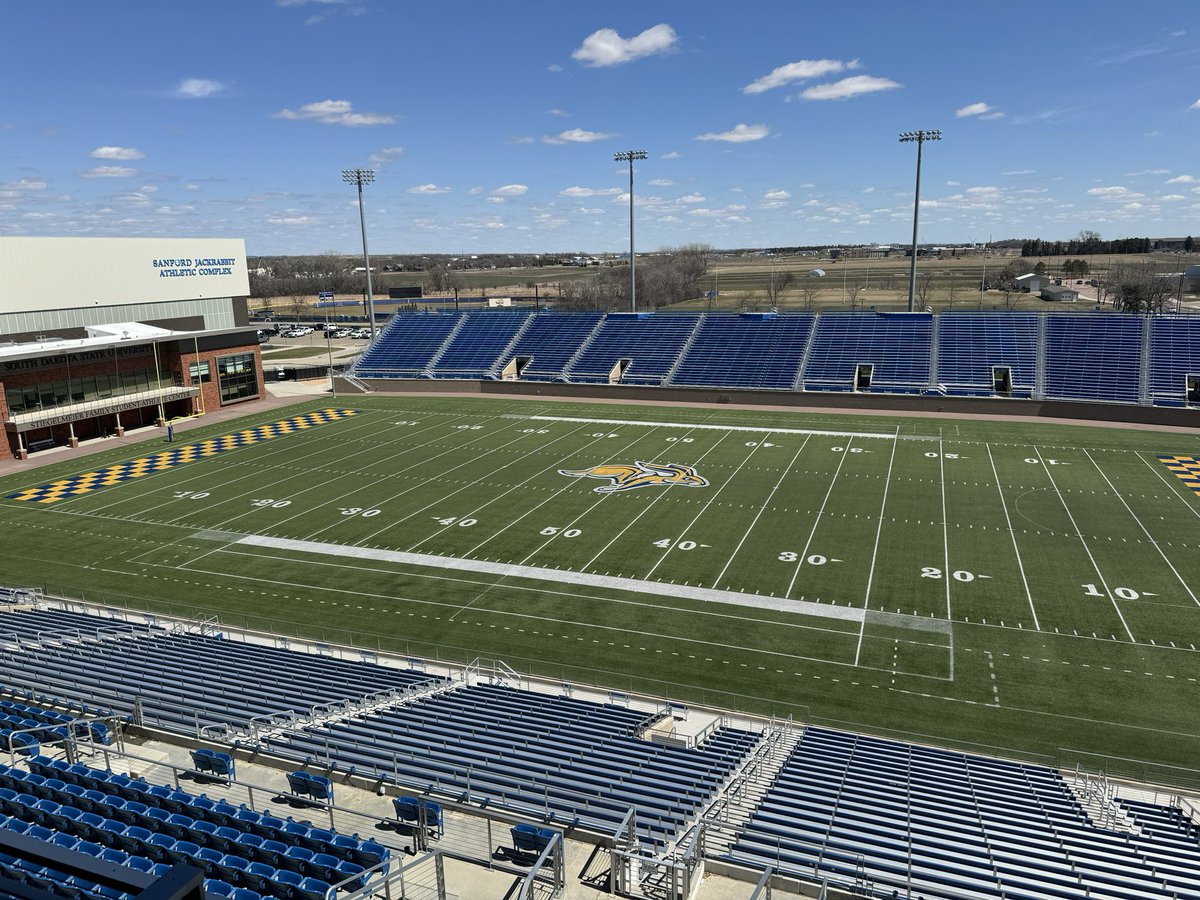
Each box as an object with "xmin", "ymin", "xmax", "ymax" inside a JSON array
[{"xmin": 3, "ymin": 394, "xmax": 1200, "ymax": 781}]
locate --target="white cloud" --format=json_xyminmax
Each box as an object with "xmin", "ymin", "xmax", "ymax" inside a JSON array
[
  {"xmin": 661, "ymin": 151, "xmax": 681, "ymax": 159},
  {"xmin": 1191, "ymin": 99, "xmax": 1200, "ymax": 110},
  {"xmin": 1160, "ymin": 194, "xmax": 1186, "ymax": 201},
  {"xmin": 1002, "ymin": 169, "xmax": 1035, "ymax": 176},
  {"xmin": 1166, "ymin": 174, "xmax": 1196, "ymax": 184},
  {"xmin": 545, "ymin": 108, "xmax": 570, "ymax": 117},
  {"xmin": 966, "ymin": 186, "xmax": 1000, "ymax": 194},
  {"xmin": 90, "ymin": 146, "xmax": 144, "ymax": 161},
  {"xmin": 742, "ymin": 58, "xmax": 857, "ymax": 94},
  {"xmin": 861, "ymin": 186, "xmax": 875, "ymax": 193},
  {"xmin": 647, "ymin": 178, "xmax": 677, "ymax": 186},
  {"xmin": 274, "ymin": 99, "xmax": 394, "ymax": 126},
  {"xmin": 762, "ymin": 189, "xmax": 791, "ymax": 209},
  {"xmin": 407, "ymin": 184, "xmax": 452, "ymax": 194},
  {"xmin": 2, "ymin": 178, "xmax": 46, "ymax": 191},
  {"xmin": 174, "ymin": 78, "xmax": 227, "ymax": 99},
  {"xmin": 694, "ymin": 123, "xmax": 770, "ymax": 143},
  {"xmin": 184, "ymin": 183, "xmax": 201, "ymax": 191},
  {"xmin": 955, "ymin": 101, "xmax": 1003, "ymax": 118},
  {"xmin": 571, "ymin": 24, "xmax": 678, "ymax": 67},
  {"xmin": 468, "ymin": 186, "xmax": 485, "ymax": 195},
  {"xmin": 801, "ymin": 75, "xmax": 902, "ymax": 101},
  {"xmin": 578, "ymin": 207, "xmax": 605, "ymax": 215},
  {"xmin": 80, "ymin": 166, "xmax": 137, "ymax": 178},
  {"xmin": 560, "ymin": 186, "xmax": 621, "ymax": 197},
  {"xmin": 492, "ymin": 184, "xmax": 528, "ymax": 197},
  {"xmin": 368, "ymin": 146, "xmax": 404, "ymax": 166},
  {"xmin": 1087, "ymin": 185, "xmax": 1143, "ymax": 198},
  {"xmin": 1126, "ymin": 168, "xmax": 1169, "ymax": 175},
  {"xmin": 543, "ymin": 128, "xmax": 615, "ymax": 144},
  {"xmin": 679, "ymin": 193, "xmax": 705, "ymax": 203},
  {"xmin": 547, "ymin": 64, "xmax": 563, "ymax": 73},
  {"xmin": 267, "ymin": 215, "xmax": 313, "ymax": 225}
]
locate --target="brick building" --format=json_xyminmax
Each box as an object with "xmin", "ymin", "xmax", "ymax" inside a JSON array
[{"xmin": 0, "ymin": 236, "xmax": 263, "ymax": 459}]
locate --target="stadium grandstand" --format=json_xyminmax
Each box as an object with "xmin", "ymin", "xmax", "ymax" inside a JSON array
[
  {"xmin": 2, "ymin": 596, "xmax": 1199, "ymax": 900},
  {"xmin": 348, "ymin": 308, "xmax": 1200, "ymax": 412}
]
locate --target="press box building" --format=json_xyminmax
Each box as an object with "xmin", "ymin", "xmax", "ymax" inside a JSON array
[{"xmin": 0, "ymin": 237, "xmax": 264, "ymax": 459}]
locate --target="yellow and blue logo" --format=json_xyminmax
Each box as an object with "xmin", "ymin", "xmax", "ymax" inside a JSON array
[
  {"xmin": 558, "ymin": 461, "xmax": 708, "ymax": 494},
  {"xmin": 1158, "ymin": 454, "xmax": 1200, "ymax": 496},
  {"xmin": 7, "ymin": 408, "xmax": 358, "ymax": 505}
]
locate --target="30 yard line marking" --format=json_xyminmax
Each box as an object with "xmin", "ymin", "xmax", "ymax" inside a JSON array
[
  {"xmin": 643, "ymin": 431, "xmax": 764, "ymax": 580},
  {"xmin": 1035, "ymin": 445, "xmax": 1135, "ymax": 642},
  {"xmin": 986, "ymin": 443, "xmax": 1040, "ymax": 630},
  {"xmin": 712, "ymin": 435, "xmax": 811, "ymax": 589},
  {"xmin": 784, "ymin": 438, "xmax": 853, "ymax": 600},
  {"xmin": 1084, "ymin": 448, "xmax": 1200, "ymax": 608},
  {"xmin": 854, "ymin": 426, "xmax": 901, "ymax": 667}
]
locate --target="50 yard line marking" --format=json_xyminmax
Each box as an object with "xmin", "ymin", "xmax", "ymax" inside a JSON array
[
  {"xmin": 712, "ymin": 435, "xmax": 811, "ymax": 589},
  {"xmin": 986, "ymin": 443, "xmax": 1040, "ymax": 630},
  {"xmin": 1035, "ymin": 445, "xmax": 1135, "ymax": 642},
  {"xmin": 783, "ymin": 438, "xmax": 854, "ymax": 600},
  {"xmin": 1084, "ymin": 449, "xmax": 1199, "ymax": 608},
  {"xmin": 853, "ymin": 426, "xmax": 901, "ymax": 667}
]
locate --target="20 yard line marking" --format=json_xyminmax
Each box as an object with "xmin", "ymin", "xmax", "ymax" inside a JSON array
[
  {"xmin": 712, "ymin": 435, "xmax": 811, "ymax": 589},
  {"xmin": 1035, "ymin": 445, "xmax": 1135, "ymax": 642},
  {"xmin": 1084, "ymin": 448, "xmax": 1199, "ymax": 608},
  {"xmin": 939, "ymin": 438, "xmax": 951, "ymax": 621},
  {"xmin": 986, "ymin": 443, "xmax": 1040, "ymax": 630},
  {"xmin": 854, "ymin": 426, "xmax": 901, "ymax": 667}
]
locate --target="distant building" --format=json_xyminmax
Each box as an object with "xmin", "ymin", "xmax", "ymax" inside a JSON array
[
  {"xmin": 1041, "ymin": 286, "xmax": 1079, "ymax": 302},
  {"xmin": 1015, "ymin": 273, "xmax": 1048, "ymax": 292},
  {"xmin": 808, "ymin": 268, "xmax": 826, "ymax": 278}
]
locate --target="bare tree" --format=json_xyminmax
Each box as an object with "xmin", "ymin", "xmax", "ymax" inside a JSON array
[
  {"xmin": 1106, "ymin": 264, "xmax": 1176, "ymax": 314},
  {"xmin": 798, "ymin": 279, "xmax": 821, "ymax": 311},
  {"xmin": 765, "ymin": 270, "xmax": 796, "ymax": 306},
  {"xmin": 915, "ymin": 270, "xmax": 935, "ymax": 308},
  {"xmin": 846, "ymin": 282, "xmax": 865, "ymax": 311}
]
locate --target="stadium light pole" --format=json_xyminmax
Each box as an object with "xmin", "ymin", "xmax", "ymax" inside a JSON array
[
  {"xmin": 614, "ymin": 150, "xmax": 648, "ymax": 312},
  {"xmin": 342, "ymin": 168, "xmax": 377, "ymax": 340},
  {"xmin": 899, "ymin": 130, "xmax": 941, "ymax": 312}
]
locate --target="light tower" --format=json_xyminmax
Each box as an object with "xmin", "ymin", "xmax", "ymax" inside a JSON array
[
  {"xmin": 614, "ymin": 150, "xmax": 648, "ymax": 312},
  {"xmin": 342, "ymin": 168, "xmax": 377, "ymax": 339},
  {"xmin": 898, "ymin": 130, "xmax": 941, "ymax": 312}
]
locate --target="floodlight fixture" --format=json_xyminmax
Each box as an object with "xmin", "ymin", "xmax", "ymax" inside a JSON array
[
  {"xmin": 898, "ymin": 130, "xmax": 942, "ymax": 311},
  {"xmin": 342, "ymin": 168, "xmax": 377, "ymax": 339},
  {"xmin": 614, "ymin": 150, "xmax": 649, "ymax": 312}
]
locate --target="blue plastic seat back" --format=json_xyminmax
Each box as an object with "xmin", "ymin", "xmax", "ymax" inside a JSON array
[
  {"xmin": 297, "ymin": 877, "xmax": 332, "ymax": 900},
  {"xmin": 203, "ymin": 880, "xmax": 236, "ymax": 898}
]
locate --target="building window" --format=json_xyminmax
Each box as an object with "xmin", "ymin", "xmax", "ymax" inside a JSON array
[
  {"xmin": 217, "ymin": 352, "xmax": 259, "ymax": 404},
  {"xmin": 189, "ymin": 360, "xmax": 212, "ymax": 384}
]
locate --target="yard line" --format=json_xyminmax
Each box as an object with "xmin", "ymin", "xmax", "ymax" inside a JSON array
[
  {"xmin": 1034, "ymin": 446, "xmax": 1135, "ymax": 642},
  {"xmin": 406, "ymin": 421, "xmax": 604, "ymax": 551},
  {"xmin": 1137, "ymin": 451, "xmax": 1200, "ymax": 523},
  {"xmin": 1084, "ymin": 448, "xmax": 1200, "ymax": 608},
  {"xmin": 711, "ymin": 435, "xmax": 811, "ymax": 589},
  {"xmin": 642, "ymin": 432, "xmax": 766, "ymax": 580},
  {"xmin": 853, "ymin": 426, "xmax": 900, "ymax": 667},
  {"xmin": 784, "ymin": 439, "xmax": 855, "ymax": 600},
  {"xmin": 985, "ymin": 443, "xmax": 1040, "ymax": 631},
  {"xmin": 462, "ymin": 429, "xmax": 663, "ymax": 558},
  {"xmin": 579, "ymin": 424, "xmax": 715, "ymax": 571},
  {"xmin": 519, "ymin": 414, "xmax": 897, "ymax": 439},
  {"xmin": 939, "ymin": 438, "xmax": 951, "ymax": 621}
]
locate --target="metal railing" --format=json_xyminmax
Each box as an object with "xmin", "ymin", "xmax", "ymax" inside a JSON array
[{"xmin": 516, "ymin": 831, "xmax": 565, "ymax": 900}]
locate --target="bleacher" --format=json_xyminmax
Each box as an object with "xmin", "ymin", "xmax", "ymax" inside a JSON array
[
  {"xmin": 260, "ymin": 682, "xmax": 758, "ymax": 850},
  {"xmin": 1149, "ymin": 317, "xmax": 1200, "ymax": 407},
  {"xmin": 802, "ymin": 311, "xmax": 934, "ymax": 392},
  {"xmin": 1, "ymin": 616, "xmax": 439, "ymax": 733},
  {"xmin": 727, "ymin": 726, "xmax": 1200, "ymax": 900},
  {"xmin": 497, "ymin": 311, "xmax": 604, "ymax": 380},
  {"xmin": 352, "ymin": 312, "xmax": 463, "ymax": 377},
  {"xmin": 936, "ymin": 312, "xmax": 1039, "ymax": 397},
  {"xmin": 350, "ymin": 308, "xmax": 1200, "ymax": 408},
  {"xmin": 671, "ymin": 313, "xmax": 814, "ymax": 389},
  {"xmin": 0, "ymin": 756, "xmax": 387, "ymax": 899},
  {"xmin": 1044, "ymin": 315, "xmax": 1143, "ymax": 404},
  {"xmin": 567, "ymin": 314, "xmax": 700, "ymax": 385},
  {"xmin": 428, "ymin": 311, "xmax": 532, "ymax": 378}
]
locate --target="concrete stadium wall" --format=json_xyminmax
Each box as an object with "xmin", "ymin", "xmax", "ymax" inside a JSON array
[{"xmin": 340, "ymin": 377, "xmax": 1200, "ymax": 429}]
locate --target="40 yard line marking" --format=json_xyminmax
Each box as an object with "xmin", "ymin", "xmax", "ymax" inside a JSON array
[
  {"xmin": 1084, "ymin": 448, "xmax": 1199, "ymax": 608},
  {"xmin": 1035, "ymin": 445, "xmax": 1135, "ymax": 642},
  {"xmin": 854, "ymin": 425, "xmax": 901, "ymax": 667},
  {"xmin": 986, "ymin": 443, "xmax": 1040, "ymax": 631},
  {"xmin": 712, "ymin": 435, "xmax": 811, "ymax": 589}
]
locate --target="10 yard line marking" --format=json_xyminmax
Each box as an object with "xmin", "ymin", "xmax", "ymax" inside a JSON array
[
  {"xmin": 854, "ymin": 426, "xmax": 901, "ymax": 667},
  {"xmin": 986, "ymin": 443, "xmax": 1040, "ymax": 630},
  {"xmin": 1035, "ymin": 445, "xmax": 1135, "ymax": 642},
  {"xmin": 712, "ymin": 435, "xmax": 811, "ymax": 589},
  {"xmin": 784, "ymin": 438, "xmax": 853, "ymax": 600},
  {"xmin": 1084, "ymin": 448, "xmax": 1200, "ymax": 608}
]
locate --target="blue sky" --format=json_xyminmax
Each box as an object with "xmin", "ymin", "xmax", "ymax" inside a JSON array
[{"xmin": 2, "ymin": 1, "xmax": 1198, "ymax": 254}]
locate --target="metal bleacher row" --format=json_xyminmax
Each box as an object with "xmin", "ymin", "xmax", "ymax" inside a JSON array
[
  {"xmin": 726, "ymin": 726, "xmax": 1200, "ymax": 900},
  {"xmin": 350, "ymin": 308, "xmax": 1200, "ymax": 406}
]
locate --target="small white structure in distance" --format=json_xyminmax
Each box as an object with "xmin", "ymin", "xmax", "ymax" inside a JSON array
[{"xmin": 808, "ymin": 268, "xmax": 826, "ymax": 278}]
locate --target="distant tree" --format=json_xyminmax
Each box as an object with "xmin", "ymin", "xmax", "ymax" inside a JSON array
[
  {"xmin": 1033, "ymin": 261, "xmax": 1048, "ymax": 276},
  {"xmin": 798, "ymin": 279, "xmax": 821, "ymax": 311},
  {"xmin": 765, "ymin": 269, "xmax": 796, "ymax": 306},
  {"xmin": 1186, "ymin": 235, "xmax": 1195, "ymax": 252},
  {"xmin": 1107, "ymin": 264, "xmax": 1175, "ymax": 314},
  {"xmin": 915, "ymin": 270, "xmax": 935, "ymax": 307},
  {"xmin": 846, "ymin": 282, "xmax": 865, "ymax": 311}
]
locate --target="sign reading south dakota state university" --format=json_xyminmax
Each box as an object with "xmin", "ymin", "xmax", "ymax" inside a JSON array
[{"xmin": 153, "ymin": 256, "xmax": 239, "ymax": 278}]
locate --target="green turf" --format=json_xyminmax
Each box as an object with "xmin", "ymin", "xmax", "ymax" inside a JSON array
[{"xmin": 3, "ymin": 395, "xmax": 1199, "ymax": 782}]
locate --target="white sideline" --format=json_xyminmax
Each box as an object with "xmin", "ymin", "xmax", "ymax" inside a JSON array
[
  {"xmin": 515, "ymin": 414, "xmax": 898, "ymax": 440},
  {"xmin": 231, "ymin": 533, "xmax": 867, "ymax": 624}
]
